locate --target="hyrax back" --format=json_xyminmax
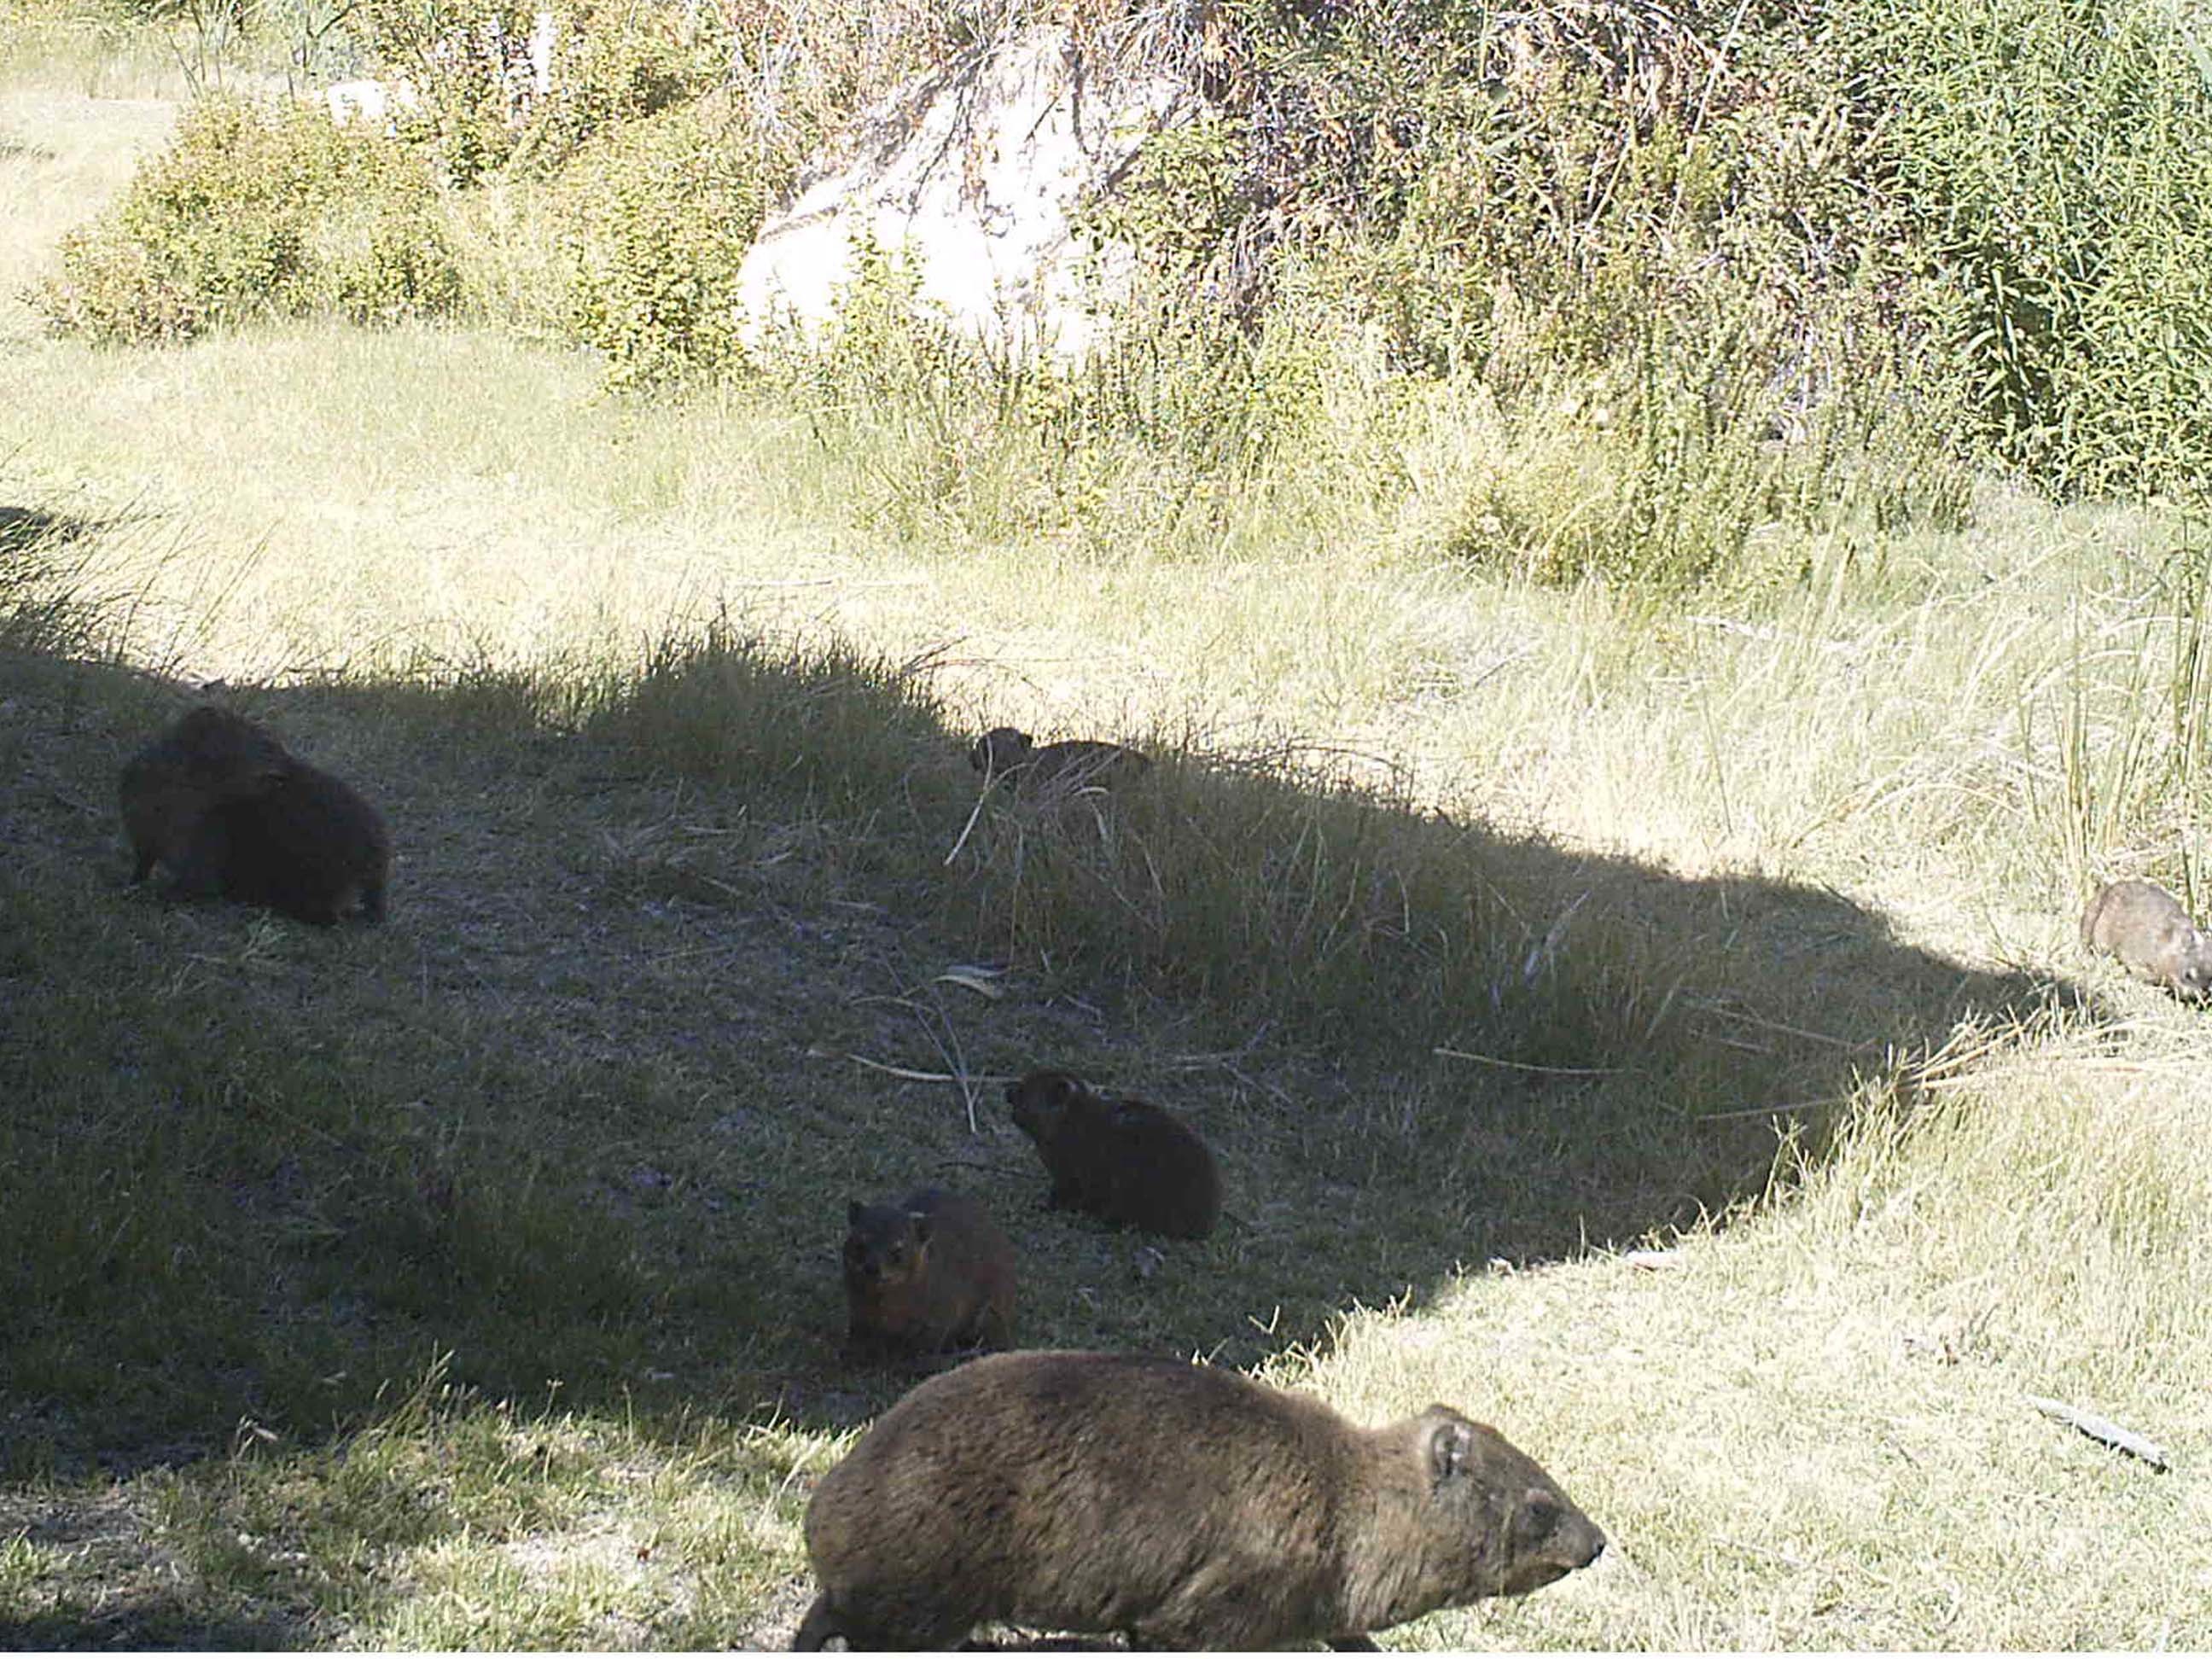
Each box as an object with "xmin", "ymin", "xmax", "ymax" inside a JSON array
[
  {"xmin": 118, "ymin": 706, "xmax": 390, "ymax": 925},
  {"xmin": 841, "ymin": 1188, "xmax": 1016, "ymax": 1359},
  {"xmin": 210, "ymin": 753, "xmax": 391, "ymax": 925},
  {"xmin": 119, "ymin": 706, "xmax": 290, "ymax": 893},
  {"xmin": 1005, "ymin": 1068, "xmax": 1220, "ymax": 1240},
  {"xmin": 793, "ymin": 1349, "xmax": 1605, "ymax": 1651},
  {"xmin": 969, "ymin": 726, "xmax": 1150, "ymax": 791},
  {"xmin": 2081, "ymin": 879, "xmax": 2212, "ymax": 999}
]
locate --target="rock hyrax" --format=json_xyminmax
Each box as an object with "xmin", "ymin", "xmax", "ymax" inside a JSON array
[
  {"xmin": 841, "ymin": 1188, "xmax": 1016, "ymax": 1359},
  {"xmin": 119, "ymin": 706, "xmax": 391, "ymax": 925},
  {"xmin": 969, "ymin": 725, "xmax": 1150, "ymax": 791},
  {"xmin": 793, "ymin": 1349, "xmax": 1605, "ymax": 1650},
  {"xmin": 1005, "ymin": 1068, "xmax": 1220, "ymax": 1240},
  {"xmin": 119, "ymin": 706, "xmax": 291, "ymax": 894},
  {"xmin": 2081, "ymin": 878, "xmax": 2212, "ymax": 999}
]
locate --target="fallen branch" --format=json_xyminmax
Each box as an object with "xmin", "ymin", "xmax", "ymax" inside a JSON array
[
  {"xmin": 2025, "ymin": 1395, "xmax": 2171, "ymax": 1470},
  {"xmin": 1694, "ymin": 1097, "xmax": 1842, "ymax": 1121},
  {"xmin": 846, "ymin": 1053, "xmax": 958, "ymax": 1084},
  {"xmin": 1433, "ymin": 1046, "xmax": 1621, "ymax": 1077}
]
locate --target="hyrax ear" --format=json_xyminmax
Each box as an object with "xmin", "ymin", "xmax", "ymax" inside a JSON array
[{"xmin": 1425, "ymin": 1415, "xmax": 1474, "ymax": 1485}]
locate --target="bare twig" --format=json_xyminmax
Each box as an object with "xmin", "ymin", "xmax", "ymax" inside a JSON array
[
  {"xmin": 944, "ymin": 783, "xmax": 990, "ymax": 866},
  {"xmin": 1694, "ymin": 1097, "xmax": 1843, "ymax": 1121},
  {"xmin": 2026, "ymin": 1395, "xmax": 2171, "ymax": 1470},
  {"xmin": 846, "ymin": 1053, "xmax": 959, "ymax": 1084},
  {"xmin": 1432, "ymin": 1046, "xmax": 1622, "ymax": 1078}
]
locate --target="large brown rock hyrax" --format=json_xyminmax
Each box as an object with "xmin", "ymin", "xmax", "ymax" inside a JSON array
[
  {"xmin": 969, "ymin": 725, "xmax": 1150, "ymax": 790},
  {"xmin": 1005, "ymin": 1068, "xmax": 1220, "ymax": 1240},
  {"xmin": 119, "ymin": 705, "xmax": 391, "ymax": 925},
  {"xmin": 2080, "ymin": 878, "xmax": 2212, "ymax": 999},
  {"xmin": 841, "ymin": 1188, "xmax": 1016, "ymax": 1359},
  {"xmin": 792, "ymin": 1349, "xmax": 1606, "ymax": 1650}
]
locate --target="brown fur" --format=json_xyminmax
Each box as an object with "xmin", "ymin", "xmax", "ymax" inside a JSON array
[
  {"xmin": 1005, "ymin": 1068, "xmax": 1220, "ymax": 1240},
  {"xmin": 969, "ymin": 726, "xmax": 1150, "ymax": 791},
  {"xmin": 119, "ymin": 706, "xmax": 390, "ymax": 925},
  {"xmin": 792, "ymin": 1349, "xmax": 1605, "ymax": 1650},
  {"xmin": 2081, "ymin": 879, "xmax": 2212, "ymax": 999},
  {"xmin": 119, "ymin": 707, "xmax": 291, "ymax": 894},
  {"xmin": 842, "ymin": 1189, "xmax": 1016, "ymax": 1359}
]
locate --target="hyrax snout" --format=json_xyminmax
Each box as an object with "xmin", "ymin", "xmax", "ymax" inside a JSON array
[
  {"xmin": 1004, "ymin": 1068, "xmax": 1220, "ymax": 1240},
  {"xmin": 969, "ymin": 725, "xmax": 1150, "ymax": 791},
  {"xmin": 793, "ymin": 1349, "xmax": 1605, "ymax": 1650},
  {"xmin": 2081, "ymin": 879, "xmax": 2212, "ymax": 999},
  {"xmin": 841, "ymin": 1188, "xmax": 1016, "ymax": 1359},
  {"xmin": 119, "ymin": 705, "xmax": 391, "ymax": 925}
]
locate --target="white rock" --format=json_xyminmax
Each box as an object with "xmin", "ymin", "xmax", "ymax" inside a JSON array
[{"xmin": 737, "ymin": 25, "xmax": 1195, "ymax": 364}]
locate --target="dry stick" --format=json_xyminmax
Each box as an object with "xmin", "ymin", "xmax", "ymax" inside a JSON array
[
  {"xmin": 944, "ymin": 783, "xmax": 991, "ymax": 867},
  {"xmin": 1689, "ymin": 1002, "xmax": 1871, "ymax": 1051},
  {"xmin": 2025, "ymin": 1395, "xmax": 2172, "ymax": 1470},
  {"xmin": 1694, "ymin": 1097, "xmax": 1844, "ymax": 1122},
  {"xmin": 846, "ymin": 1054, "xmax": 960, "ymax": 1084},
  {"xmin": 1432, "ymin": 1046, "xmax": 1623, "ymax": 1078}
]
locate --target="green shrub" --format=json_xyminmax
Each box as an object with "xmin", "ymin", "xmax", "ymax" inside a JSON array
[
  {"xmin": 551, "ymin": 92, "xmax": 774, "ymax": 387},
  {"xmin": 347, "ymin": 0, "xmax": 723, "ymax": 185},
  {"xmin": 42, "ymin": 92, "xmax": 460, "ymax": 342},
  {"xmin": 1841, "ymin": 0, "xmax": 2212, "ymax": 495}
]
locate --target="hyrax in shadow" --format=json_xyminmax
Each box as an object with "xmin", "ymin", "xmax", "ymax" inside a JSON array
[
  {"xmin": 969, "ymin": 725, "xmax": 1150, "ymax": 791},
  {"xmin": 793, "ymin": 1349, "xmax": 1606, "ymax": 1651},
  {"xmin": 119, "ymin": 705, "xmax": 391, "ymax": 925},
  {"xmin": 1005, "ymin": 1068, "xmax": 1220, "ymax": 1240},
  {"xmin": 2081, "ymin": 878, "xmax": 2212, "ymax": 999},
  {"xmin": 841, "ymin": 1188, "xmax": 1016, "ymax": 1359}
]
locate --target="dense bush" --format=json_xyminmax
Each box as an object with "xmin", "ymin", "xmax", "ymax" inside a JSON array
[
  {"xmin": 551, "ymin": 91, "xmax": 772, "ymax": 387},
  {"xmin": 350, "ymin": 0, "xmax": 723, "ymax": 183},
  {"xmin": 43, "ymin": 93, "xmax": 460, "ymax": 341},
  {"xmin": 1842, "ymin": 0, "xmax": 2212, "ymax": 496},
  {"xmin": 44, "ymin": 0, "xmax": 2212, "ymax": 552}
]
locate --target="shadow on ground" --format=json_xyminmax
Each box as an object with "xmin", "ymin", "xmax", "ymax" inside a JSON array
[{"xmin": 0, "ymin": 635, "xmax": 2083, "ymax": 1638}]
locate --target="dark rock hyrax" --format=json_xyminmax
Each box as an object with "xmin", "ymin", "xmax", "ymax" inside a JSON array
[
  {"xmin": 793, "ymin": 1349, "xmax": 1605, "ymax": 1650},
  {"xmin": 119, "ymin": 705, "xmax": 391, "ymax": 925},
  {"xmin": 969, "ymin": 725, "xmax": 1150, "ymax": 791},
  {"xmin": 841, "ymin": 1188, "xmax": 1016, "ymax": 1359},
  {"xmin": 120, "ymin": 706, "xmax": 289, "ymax": 894},
  {"xmin": 1004, "ymin": 1068, "xmax": 1220, "ymax": 1240},
  {"xmin": 2080, "ymin": 878, "xmax": 2212, "ymax": 999}
]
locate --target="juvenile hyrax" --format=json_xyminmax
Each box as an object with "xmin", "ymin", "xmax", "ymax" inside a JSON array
[
  {"xmin": 119, "ymin": 706, "xmax": 391, "ymax": 925},
  {"xmin": 969, "ymin": 725, "xmax": 1150, "ymax": 790},
  {"xmin": 2081, "ymin": 879, "xmax": 2212, "ymax": 999},
  {"xmin": 1004, "ymin": 1068, "xmax": 1220, "ymax": 1240},
  {"xmin": 841, "ymin": 1188, "xmax": 1016, "ymax": 1359},
  {"xmin": 793, "ymin": 1349, "xmax": 1605, "ymax": 1651}
]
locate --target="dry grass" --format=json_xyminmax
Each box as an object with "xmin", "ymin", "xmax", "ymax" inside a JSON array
[{"xmin": 2, "ymin": 34, "xmax": 2209, "ymax": 1654}]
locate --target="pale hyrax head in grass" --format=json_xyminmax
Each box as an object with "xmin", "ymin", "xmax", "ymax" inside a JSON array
[
  {"xmin": 839, "ymin": 1187, "xmax": 1016, "ymax": 1360},
  {"xmin": 793, "ymin": 1349, "xmax": 1605, "ymax": 1650},
  {"xmin": 968, "ymin": 725, "xmax": 1151, "ymax": 790},
  {"xmin": 2080, "ymin": 878, "xmax": 2212, "ymax": 1000}
]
